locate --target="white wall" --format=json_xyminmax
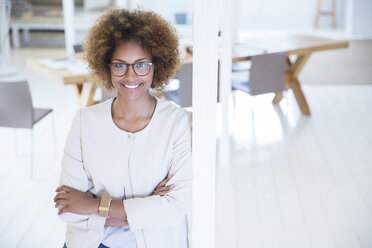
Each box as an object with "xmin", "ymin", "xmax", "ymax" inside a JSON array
[
  {"xmin": 141, "ymin": 0, "xmax": 193, "ymax": 25},
  {"xmin": 239, "ymin": 0, "xmax": 346, "ymax": 30},
  {"xmin": 346, "ymin": 0, "xmax": 372, "ymax": 36},
  {"xmin": 126, "ymin": 0, "xmax": 372, "ymax": 37},
  {"xmin": 139, "ymin": 0, "xmax": 194, "ymax": 42}
]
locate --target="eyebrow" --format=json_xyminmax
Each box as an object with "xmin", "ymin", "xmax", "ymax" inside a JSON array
[{"xmin": 111, "ymin": 58, "xmax": 151, "ymax": 63}]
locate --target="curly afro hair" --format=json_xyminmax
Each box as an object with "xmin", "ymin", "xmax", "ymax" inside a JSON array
[{"xmin": 83, "ymin": 8, "xmax": 180, "ymax": 92}]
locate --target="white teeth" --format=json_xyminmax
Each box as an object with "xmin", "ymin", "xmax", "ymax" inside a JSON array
[{"xmin": 125, "ymin": 84, "xmax": 140, "ymax": 89}]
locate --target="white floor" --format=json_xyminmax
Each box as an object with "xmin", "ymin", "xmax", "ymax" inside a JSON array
[
  {"xmin": 1, "ymin": 48, "xmax": 372, "ymax": 248},
  {"xmin": 216, "ymin": 86, "xmax": 372, "ymax": 248}
]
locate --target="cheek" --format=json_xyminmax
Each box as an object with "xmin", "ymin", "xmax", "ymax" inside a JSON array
[
  {"xmin": 108, "ymin": 71, "xmax": 117, "ymax": 86},
  {"xmin": 110, "ymin": 76, "xmax": 119, "ymax": 87},
  {"xmin": 147, "ymin": 69, "xmax": 155, "ymax": 85}
]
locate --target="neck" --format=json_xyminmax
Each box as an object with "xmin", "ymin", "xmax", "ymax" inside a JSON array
[{"xmin": 113, "ymin": 94, "xmax": 154, "ymax": 119}]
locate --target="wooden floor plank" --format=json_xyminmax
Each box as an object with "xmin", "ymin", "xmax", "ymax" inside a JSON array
[{"xmin": 269, "ymin": 146, "xmax": 312, "ymax": 248}]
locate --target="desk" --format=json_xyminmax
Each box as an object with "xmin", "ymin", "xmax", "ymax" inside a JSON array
[
  {"xmin": 27, "ymin": 33, "xmax": 349, "ymax": 112},
  {"xmin": 27, "ymin": 54, "xmax": 97, "ymax": 107},
  {"xmin": 232, "ymin": 33, "xmax": 349, "ymax": 115}
]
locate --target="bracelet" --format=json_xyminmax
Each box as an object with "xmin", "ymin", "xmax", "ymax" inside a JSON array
[{"xmin": 98, "ymin": 192, "xmax": 112, "ymax": 218}]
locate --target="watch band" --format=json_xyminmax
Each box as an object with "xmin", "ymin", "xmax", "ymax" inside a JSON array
[{"xmin": 99, "ymin": 192, "xmax": 112, "ymax": 218}]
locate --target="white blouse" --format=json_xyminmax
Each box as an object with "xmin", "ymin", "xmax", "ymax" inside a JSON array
[{"xmin": 58, "ymin": 97, "xmax": 192, "ymax": 248}]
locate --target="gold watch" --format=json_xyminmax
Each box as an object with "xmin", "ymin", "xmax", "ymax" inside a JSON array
[{"xmin": 98, "ymin": 192, "xmax": 112, "ymax": 218}]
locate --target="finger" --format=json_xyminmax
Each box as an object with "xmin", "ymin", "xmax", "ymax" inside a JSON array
[
  {"xmin": 85, "ymin": 191, "xmax": 94, "ymax": 197},
  {"xmin": 56, "ymin": 185, "xmax": 73, "ymax": 193},
  {"xmin": 154, "ymin": 189, "xmax": 170, "ymax": 196},
  {"xmin": 53, "ymin": 192, "xmax": 67, "ymax": 202},
  {"xmin": 55, "ymin": 199, "xmax": 68, "ymax": 208},
  {"xmin": 160, "ymin": 174, "xmax": 173, "ymax": 186},
  {"xmin": 157, "ymin": 184, "xmax": 175, "ymax": 191},
  {"xmin": 154, "ymin": 185, "xmax": 175, "ymax": 194},
  {"xmin": 158, "ymin": 174, "xmax": 174, "ymax": 187},
  {"xmin": 58, "ymin": 206, "xmax": 69, "ymax": 215}
]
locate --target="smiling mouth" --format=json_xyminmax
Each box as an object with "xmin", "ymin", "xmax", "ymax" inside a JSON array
[{"xmin": 120, "ymin": 83, "xmax": 143, "ymax": 89}]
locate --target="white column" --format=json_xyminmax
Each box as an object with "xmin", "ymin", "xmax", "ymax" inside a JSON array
[
  {"xmin": 62, "ymin": 0, "xmax": 75, "ymax": 55},
  {"xmin": 345, "ymin": 0, "xmax": 354, "ymax": 35},
  {"xmin": 11, "ymin": 26, "xmax": 20, "ymax": 48},
  {"xmin": 231, "ymin": 0, "xmax": 240, "ymax": 43},
  {"xmin": 0, "ymin": 0, "xmax": 17, "ymax": 77},
  {"xmin": 191, "ymin": 0, "xmax": 219, "ymax": 247},
  {"xmin": 218, "ymin": 0, "xmax": 233, "ymax": 168},
  {"xmin": 345, "ymin": 0, "xmax": 372, "ymax": 37}
]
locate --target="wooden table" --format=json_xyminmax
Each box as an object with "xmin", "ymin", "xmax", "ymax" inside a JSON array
[
  {"xmin": 232, "ymin": 33, "xmax": 349, "ymax": 115},
  {"xmin": 27, "ymin": 54, "xmax": 97, "ymax": 107},
  {"xmin": 27, "ymin": 33, "xmax": 349, "ymax": 112}
]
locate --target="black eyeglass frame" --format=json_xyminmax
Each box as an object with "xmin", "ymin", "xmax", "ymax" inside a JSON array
[{"xmin": 108, "ymin": 62, "xmax": 154, "ymax": 77}]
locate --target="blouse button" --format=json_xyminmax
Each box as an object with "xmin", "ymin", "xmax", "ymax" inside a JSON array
[{"xmin": 128, "ymin": 134, "xmax": 131, "ymax": 139}]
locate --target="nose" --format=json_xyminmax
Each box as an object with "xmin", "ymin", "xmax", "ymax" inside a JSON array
[{"xmin": 124, "ymin": 65, "xmax": 137, "ymax": 79}]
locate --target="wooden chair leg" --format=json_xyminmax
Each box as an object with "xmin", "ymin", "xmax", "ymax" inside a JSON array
[
  {"xmin": 273, "ymin": 92, "xmax": 283, "ymax": 104},
  {"xmin": 315, "ymin": 0, "xmax": 337, "ymax": 29}
]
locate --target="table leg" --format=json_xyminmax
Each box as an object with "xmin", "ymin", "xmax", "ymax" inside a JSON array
[
  {"xmin": 72, "ymin": 84, "xmax": 83, "ymax": 106},
  {"xmin": 81, "ymin": 83, "xmax": 97, "ymax": 106},
  {"xmin": 286, "ymin": 53, "xmax": 312, "ymax": 115},
  {"xmin": 290, "ymin": 78, "xmax": 311, "ymax": 115},
  {"xmin": 72, "ymin": 83, "xmax": 98, "ymax": 107}
]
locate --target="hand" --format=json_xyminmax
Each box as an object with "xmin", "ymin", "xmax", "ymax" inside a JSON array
[
  {"xmin": 152, "ymin": 174, "xmax": 175, "ymax": 196},
  {"xmin": 105, "ymin": 217, "xmax": 128, "ymax": 227},
  {"xmin": 54, "ymin": 185, "xmax": 99, "ymax": 215}
]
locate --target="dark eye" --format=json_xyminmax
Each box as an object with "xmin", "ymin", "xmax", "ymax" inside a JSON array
[
  {"xmin": 136, "ymin": 62, "xmax": 151, "ymax": 68},
  {"xmin": 113, "ymin": 63, "xmax": 127, "ymax": 69}
]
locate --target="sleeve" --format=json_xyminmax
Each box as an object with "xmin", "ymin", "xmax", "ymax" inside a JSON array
[
  {"xmin": 124, "ymin": 110, "xmax": 193, "ymax": 231},
  {"xmin": 58, "ymin": 109, "xmax": 106, "ymax": 234}
]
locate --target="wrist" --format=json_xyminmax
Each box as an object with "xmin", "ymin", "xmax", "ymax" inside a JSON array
[{"xmin": 90, "ymin": 198, "xmax": 100, "ymax": 215}]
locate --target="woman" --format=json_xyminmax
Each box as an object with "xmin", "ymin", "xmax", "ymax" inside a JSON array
[{"xmin": 53, "ymin": 9, "xmax": 192, "ymax": 248}]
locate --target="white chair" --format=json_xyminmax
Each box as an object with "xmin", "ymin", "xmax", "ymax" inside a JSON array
[{"xmin": 0, "ymin": 80, "xmax": 56, "ymax": 179}]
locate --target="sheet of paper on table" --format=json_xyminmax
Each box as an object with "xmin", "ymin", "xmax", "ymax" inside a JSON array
[{"xmin": 38, "ymin": 58, "xmax": 89, "ymax": 75}]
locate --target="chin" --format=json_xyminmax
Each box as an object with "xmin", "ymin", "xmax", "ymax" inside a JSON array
[{"xmin": 117, "ymin": 89, "xmax": 150, "ymax": 101}]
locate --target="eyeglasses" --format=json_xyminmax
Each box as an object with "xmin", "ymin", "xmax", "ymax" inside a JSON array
[{"xmin": 108, "ymin": 62, "xmax": 153, "ymax": 77}]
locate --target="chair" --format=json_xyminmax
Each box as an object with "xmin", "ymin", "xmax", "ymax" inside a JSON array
[
  {"xmin": 73, "ymin": 44, "xmax": 83, "ymax": 53},
  {"xmin": 166, "ymin": 63, "xmax": 193, "ymax": 107},
  {"xmin": 231, "ymin": 61, "xmax": 251, "ymax": 73},
  {"xmin": 315, "ymin": 0, "xmax": 337, "ymax": 29},
  {"xmin": 231, "ymin": 52, "xmax": 287, "ymax": 133},
  {"xmin": 0, "ymin": 80, "xmax": 56, "ymax": 179},
  {"xmin": 232, "ymin": 52, "xmax": 287, "ymax": 97}
]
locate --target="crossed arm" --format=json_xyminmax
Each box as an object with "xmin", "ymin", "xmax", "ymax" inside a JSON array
[{"xmin": 54, "ymin": 174, "xmax": 174, "ymax": 227}]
